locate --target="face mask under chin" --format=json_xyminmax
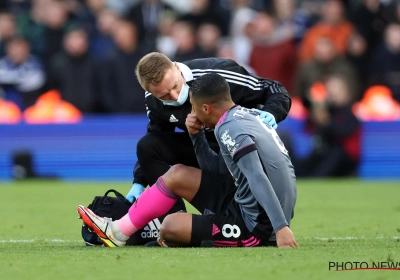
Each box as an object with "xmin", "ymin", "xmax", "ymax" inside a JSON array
[{"xmin": 161, "ymin": 83, "xmax": 190, "ymax": 106}]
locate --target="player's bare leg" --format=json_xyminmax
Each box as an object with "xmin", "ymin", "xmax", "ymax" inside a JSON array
[
  {"xmin": 158, "ymin": 213, "xmax": 193, "ymax": 247},
  {"xmin": 144, "ymin": 164, "xmax": 201, "ymax": 247},
  {"xmin": 162, "ymin": 164, "xmax": 202, "ymax": 202},
  {"xmin": 78, "ymin": 164, "xmax": 202, "ymax": 247}
]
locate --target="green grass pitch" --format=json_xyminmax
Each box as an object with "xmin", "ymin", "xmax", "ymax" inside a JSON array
[{"xmin": 0, "ymin": 179, "xmax": 399, "ymax": 280}]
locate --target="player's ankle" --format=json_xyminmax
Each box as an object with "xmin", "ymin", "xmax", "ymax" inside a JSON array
[{"xmin": 112, "ymin": 221, "xmax": 130, "ymax": 242}]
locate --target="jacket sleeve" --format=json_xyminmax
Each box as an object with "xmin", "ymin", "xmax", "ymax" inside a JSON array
[
  {"xmin": 236, "ymin": 150, "xmax": 289, "ymax": 232},
  {"xmin": 133, "ymin": 161, "xmax": 147, "ymax": 186},
  {"xmin": 259, "ymin": 80, "xmax": 291, "ymax": 123},
  {"xmin": 189, "ymin": 130, "xmax": 220, "ymax": 172},
  {"xmin": 219, "ymin": 59, "xmax": 292, "ymax": 123}
]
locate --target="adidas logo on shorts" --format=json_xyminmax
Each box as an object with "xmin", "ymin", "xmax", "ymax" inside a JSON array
[{"xmin": 141, "ymin": 218, "xmax": 161, "ymax": 238}]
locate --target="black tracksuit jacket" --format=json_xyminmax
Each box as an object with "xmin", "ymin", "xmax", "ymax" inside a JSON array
[{"xmin": 133, "ymin": 57, "xmax": 291, "ymax": 185}]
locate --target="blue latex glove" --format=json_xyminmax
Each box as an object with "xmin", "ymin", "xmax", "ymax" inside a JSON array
[
  {"xmin": 251, "ymin": 108, "xmax": 278, "ymax": 129},
  {"xmin": 126, "ymin": 183, "xmax": 145, "ymax": 203}
]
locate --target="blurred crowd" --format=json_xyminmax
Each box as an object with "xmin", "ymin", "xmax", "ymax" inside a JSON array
[
  {"xmin": 1, "ymin": 0, "xmax": 400, "ymax": 177},
  {"xmin": 1, "ymin": 0, "xmax": 400, "ymax": 113}
]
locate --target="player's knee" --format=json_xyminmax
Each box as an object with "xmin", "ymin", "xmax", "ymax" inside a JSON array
[
  {"xmin": 160, "ymin": 214, "xmax": 179, "ymax": 241},
  {"xmin": 163, "ymin": 164, "xmax": 188, "ymax": 187}
]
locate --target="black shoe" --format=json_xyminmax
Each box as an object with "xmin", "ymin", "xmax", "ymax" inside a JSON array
[{"xmin": 144, "ymin": 241, "xmax": 160, "ymax": 247}]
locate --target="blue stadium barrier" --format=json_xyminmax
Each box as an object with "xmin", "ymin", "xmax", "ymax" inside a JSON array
[
  {"xmin": 276, "ymin": 117, "xmax": 313, "ymax": 159},
  {"xmin": 0, "ymin": 116, "xmax": 399, "ymax": 180},
  {"xmin": 0, "ymin": 115, "xmax": 148, "ymax": 181},
  {"xmin": 358, "ymin": 122, "xmax": 400, "ymax": 179}
]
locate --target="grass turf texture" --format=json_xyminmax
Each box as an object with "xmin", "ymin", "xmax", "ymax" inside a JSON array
[{"xmin": 0, "ymin": 179, "xmax": 399, "ymax": 280}]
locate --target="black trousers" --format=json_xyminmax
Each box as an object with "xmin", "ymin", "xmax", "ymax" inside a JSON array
[
  {"xmin": 136, "ymin": 131, "xmax": 206, "ymax": 212},
  {"xmin": 136, "ymin": 131, "xmax": 201, "ymax": 186}
]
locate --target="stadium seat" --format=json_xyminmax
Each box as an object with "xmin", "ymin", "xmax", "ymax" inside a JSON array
[
  {"xmin": 352, "ymin": 85, "xmax": 400, "ymax": 121},
  {"xmin": 23, "ymin": 89, "xmax": 82, "ymax": 124},
  {"xmin": 288, "ymin": 96, "xmax": 309, "ymax": 120},
  {"xmin": 0, "ymin": 99, "xmax": 22, "ymax": 124}
]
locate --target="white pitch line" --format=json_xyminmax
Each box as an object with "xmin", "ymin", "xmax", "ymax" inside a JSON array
[
  {"xmin": 314, "ymin": 236, "xmax": 399, "ymax": 241},
  {"xmin": 0, "ymin": 239, "xmax": 82, "ymax": 243},
  {"xmin": 0, "ymin": 240, "xmax": 35, "ymax": 243},
  {"xmin": 45, "ymin": 239, "xmax": 82, "ymax": 243},
  {"xmin": 0, "ymin": 237, "xmax": 399, "ymax": 243}
]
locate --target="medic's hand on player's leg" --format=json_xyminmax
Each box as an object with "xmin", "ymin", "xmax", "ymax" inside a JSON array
[
  {"xmin": 251, "ymin": 108, "xmax": 278, "ymax": 129},
  {"xmin": 276, "ymin": 226, "xmax": 299, "ymax": 248},
  {"xmin": 185, "ymin": 108, "xmax": 204, "ymax": 135},
  {"xmin": 126, "ymin": 183, "xmax": 145, "ymax": 203}
]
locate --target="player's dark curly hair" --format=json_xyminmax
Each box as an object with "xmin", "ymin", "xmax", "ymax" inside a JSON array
[{"xmin": 190, "ymin": 73, "xmax": 231, "ymax": 106}]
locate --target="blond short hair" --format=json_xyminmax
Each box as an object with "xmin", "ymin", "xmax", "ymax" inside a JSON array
[{"xmin": 135, "ymin": 52, "xmax": 174, "ymax": 91}]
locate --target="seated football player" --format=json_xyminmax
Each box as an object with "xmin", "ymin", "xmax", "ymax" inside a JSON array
[{"xmin": 78, "ymin": 73, "xmax": 298, "ymax": 248}]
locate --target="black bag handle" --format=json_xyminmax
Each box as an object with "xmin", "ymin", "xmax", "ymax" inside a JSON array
[{"xmin": 103, "ymin": 189, "xmax": 128, "ymax": 201}]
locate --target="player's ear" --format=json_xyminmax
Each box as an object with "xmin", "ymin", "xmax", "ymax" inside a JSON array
[
  {"xmin": 203, "ymin": 104, "xmax": 210, "ymax": 114},
  {"xmin": 174, "ymin": 62, "xmax": 180, "ymax": 71}
]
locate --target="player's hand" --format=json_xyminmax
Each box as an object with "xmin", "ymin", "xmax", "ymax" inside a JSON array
[
  {"xmin": 276, "ymin": 226, "xmax": 299, "ymax": 248},
  {"xmin": 186, "ymin": 111, "xmax": 204, "ymax": 135},
  {"xmin": 126, "ymin": 183, "xmax": 145, "ymax": 203},
  {"xmin": 251, "ymin": 108, "xmax": 278, "ymax": 129}
]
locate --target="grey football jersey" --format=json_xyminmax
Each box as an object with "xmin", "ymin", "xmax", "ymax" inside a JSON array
[{"xmin": 215, "ymin": 106, "xmax": 297, "ymax": 238}]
